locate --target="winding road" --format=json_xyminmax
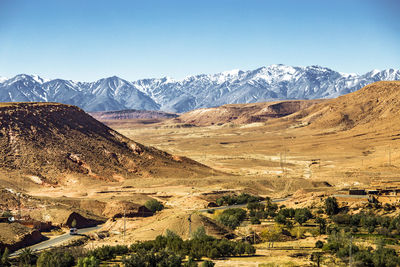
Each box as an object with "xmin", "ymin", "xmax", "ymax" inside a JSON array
[
  {"xmin": 11, "ymin": 197, "xmax": 290, "ymax": 256},
  {"xmin": 11, "ymin": 225, "xmax": 102, "ymax": 256}
]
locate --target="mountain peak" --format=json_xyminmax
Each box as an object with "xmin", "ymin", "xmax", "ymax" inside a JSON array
[
  {"xmin": 1, "ymin": 65, "xmax": 399, "ymax": 113},
  {"xmin": 220, "ymin": 69, "xmax": 242, "ymax": 76}
]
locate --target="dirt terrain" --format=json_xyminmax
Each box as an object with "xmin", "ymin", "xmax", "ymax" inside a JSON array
[
  {"xmin": 2, "ymin": 81, "xmax": 400, "ymax": 264},
  {"xmin": 113, "ymin": 81, "xmax": 400, "ymax": 190},
  {"xmin": 89, "ymin": 109, "xmax": 178, "ymax": 121},
  {"xmin": 173, "ymin": 100, "xmax": 323, "ymax": 126},
  {"xmin": 0, "ymin": 102, "xmax": 216, "ymax": 187}
]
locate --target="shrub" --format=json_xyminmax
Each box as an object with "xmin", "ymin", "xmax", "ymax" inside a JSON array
[
  {"xmin": 216, "ymin": 193, "xmax": 262, "ymax": 206},
  {"xmin": 77, "ymin": 256, "xmax": 100, "ymax": 267},
  {"xmin": 294, "ymin": 208, "xmax": 312, "ymax": 225},
  {"xmin": 18, "ymin": 248, "xmax": 37, "ymax": 266},
  {"xmin": 123, "ymin": 250, "xmax": 182, "ymax": 267},
  {"xmin": 332, "ymin": 214, "xmax": 351, "ymax": 225},
  {"xmin": 1, "ymin": 248, "xmax": 10, "ymax": 266},
  {"xmin": 325, "ymin": 197, "xmax": 339, "ymax": 215},
  {"xmin": 250, "ymin": 217, "xmax": 261, "ymax": 225},
  {"xmin": 278, "ymin": 208, "xmax": 295, "ymax": 219},
  {"xmin": 315, "ymin": 217, "xmax": 326, "ymax": 234},
  {"xmin": 274, "ymin": 214, "xmax": 287, "ymax": 225},
  {"xmin": 201, "ymin": 260, "xmax": 215, "ymax": 267},
  {"xmin": 145, "ymin": 199, "xmax": 164, "ymax": 213},
  {"xmin": 36, "ymin": 250, "xmax": 75, "ymax": 267},
  {"xmin": 207, "ymin": 248, "xmax": 220, "ymax": 259},
  {"xmin": 315, "ymin": 240, "xmax": 324, "ymax": 248},
  {"xmin": 261, "ymin": 225, "xmax": 282, "ymax": 247},
  {"xmin": 247, "ymin": 202, "xmax": 265, "ymax": 211},
  {"xmin": 184, "ymin": 256, "xmax": 198, "ymax": 267},
  {"xmin": 216, "ymin": 208, "xmax": 247, "ymax": 229}
]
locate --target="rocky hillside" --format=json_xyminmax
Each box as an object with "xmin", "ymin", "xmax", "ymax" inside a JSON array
[
  {"xmin": 0, "ymin": 102, "xmax": 216, "ymax": 184},
  {"xmin": 89, "ymin": 109, "xmax": 178, "ymax": 120},
  {"xmin": 1, "ymin": 65, "xmax": 399, "ymax": 112},
  {"xmin": 174, "ymin": 100, "xmax": 323, "ymax": 126},
  {"xmin": 289, "ymin": 81, "xmax": 400, "ymax": 131}
]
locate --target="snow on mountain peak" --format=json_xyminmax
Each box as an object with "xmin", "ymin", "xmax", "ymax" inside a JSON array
[
  {"xmin": 0, "ymin": 65, "xmax": 399, "ymax": 113},
  {"xmin": 369, "ymin": 69, "xmax": 381, "ymax": 76},
  {"xmin": 31, "ymin": 74, "xmax": 50, "ymax": 84},
  {"xmin": 221, "ymin": 69, "xmax": 241, "ymax": 76}
]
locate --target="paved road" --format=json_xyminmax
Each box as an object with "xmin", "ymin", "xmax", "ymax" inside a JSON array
[
  {"xmin": 11, "ymin": 197, "xmax": 289, "ymax": 255},
  {"xmin": 11, "ymin": 225, "xmax": 102, "ymax": 256},
  {"xmin": 198, "ymin": 197, "xmax": 290, "ymax": 212}
]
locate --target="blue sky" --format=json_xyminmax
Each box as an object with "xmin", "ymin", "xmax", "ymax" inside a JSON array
[{"xmin": 0, "ymin": 0, "xmax": 399, "ymax": 81}]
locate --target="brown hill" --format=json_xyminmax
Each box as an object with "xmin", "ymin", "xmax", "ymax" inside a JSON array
[
  {"xmin": 89, "ymin": 109, "xmax": 178, "ymax": 120},
  {"xmin": 0, "ymin": 222, "xmax": 46, "ymax": 252},
  {"xmin": 0, "ymin": 102, "xmax": 216, "ymax": 185},
  {"xmin": 289, "ymin": 81, "xmax": 400, "ymax": 131},
  {"xmin": 173, "ymin": 100, "xmax": 323, "ymax": 126}
]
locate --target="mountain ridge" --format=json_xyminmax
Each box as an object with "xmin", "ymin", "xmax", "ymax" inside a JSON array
[
  {"xmin": 0, "ymin": 102, "xmax": 215, "ymax": 184},
  {"xmin": 1, "ymin": 65, "xmax": 399, "ymax": 113}
]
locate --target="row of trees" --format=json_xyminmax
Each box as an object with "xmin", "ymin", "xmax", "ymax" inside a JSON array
[
  {"xmin": 4, "ymin": 227, "xmax": 254, "ymax": 266},
  {"xmin": 321, "ymin": 230, "xmax": 400, "ymax": 266},
  {"xmin": 215, "ymin": 193, "xmax": 263, "ymax": 206},
  {"xmin": 129, "ymin": 228, "xmax": 255, "ymax": 260}
]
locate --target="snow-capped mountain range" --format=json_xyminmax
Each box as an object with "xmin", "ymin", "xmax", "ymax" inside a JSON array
[{"xmin": 1, "ymin": 65, "xmax": 399, "ymax": 113}]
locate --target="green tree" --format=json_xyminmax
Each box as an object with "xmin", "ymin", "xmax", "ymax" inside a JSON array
[
  {"xmin": 36, "ymin": 250, "xmax": 75, "ymax": 267},
  {"xmin": 274, "ymin": 214, "xmax": 287, "ymax": 225},
  {"xmin": 250, "ymin": 217, "xmax": 261, "ymax": 225},
  {"xmin": 315, "ymin": 217, "xmax": 327, "ymax": 234},
  {"xmin": 145, "ymin": 199, "xmax": 164, "ymax": 213},
  {"xmin": 207, "ymin": 248, "xmax": 220, "ymax": 259},
  {"xmin": 294, "ymin": 208, "xmax": 312, "ymax": 225},
  {"xmin": 1, "ymin": 247, "xmax": 10, "ymax": 266},
  {"xmin": 310, "ymin": 252, "xmax": 323, "ymax": 267},
  {"xmin": 184, "ymin": 256, "xmax": 198, "ymax": 267},
  {"xmin": 260, "ymin": 225, "xmax": 282, "ymax": 248},
  {"xmin": 77, "ymin": 256, "xmax": 100, "ymax": 267},
  {"xmin": 191, "ymin": 226, "xmax": 207, "ymax": 240},
  {"xmin": 18, "ymin": 248, "xmax": 37, "ymax": 266},
  {"xmin": 201, "ymin": 260, "xmax": 215, "ymax": 267},
  {"xmin": 325, "ymin": 197, "xmax": 339, "ymax": 215},
  {"xmin": 216, "ymin": 208, "xmax": 247, "ymax": 229},
  {"xmin": 315, "ymin": 240, "xmax": 324, "ymax": 248},
  {"xmin": 71, "ymin": 219, "xmax": 77, "ymax": 228}
]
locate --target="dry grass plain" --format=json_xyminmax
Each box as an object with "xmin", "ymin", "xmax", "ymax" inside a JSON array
[
  {"xmin": 4, "ymin": 82, "xmax": 400, "ymax": 266},
  {"xmin": 95, "ymin": 93, "xmax": 400, "ymax": 265},
  {"xmin": 111, "ymin": 115, "xmax": 400, "ymax": 194}
]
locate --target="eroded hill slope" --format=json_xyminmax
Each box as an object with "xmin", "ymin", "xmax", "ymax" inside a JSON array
[
  {"xmin": 290, "ymin": 81, "xmax": 400, "ymax": 131},
  {"xmin": 0, "ymin": 102, "xmax": 215, "ymax": 185},
  {"xmin": 174, "ymin": 100, "xmax": 323, "ymax": 126}
]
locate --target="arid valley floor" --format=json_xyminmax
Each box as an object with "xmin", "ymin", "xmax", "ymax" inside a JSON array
[{"xmin": 2, "ymin": 82, "xmax": 400, "ymax": 266}]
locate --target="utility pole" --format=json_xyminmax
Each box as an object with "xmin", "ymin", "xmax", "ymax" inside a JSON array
[
  {"xmin": 17, "ymin": 193, "xmax": 21, "ymax": 221},
  {"xmin": 188, "ymin": 214, "xmax": 192, "ymax": 239}
]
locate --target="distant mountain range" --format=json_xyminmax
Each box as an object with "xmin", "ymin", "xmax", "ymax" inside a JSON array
[{"xmin": 1, "ymin": 65, "xmax": 399, "ymax": 113}]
